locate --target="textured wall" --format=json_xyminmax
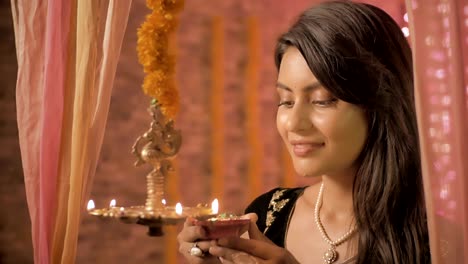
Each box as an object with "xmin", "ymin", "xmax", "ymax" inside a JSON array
[
  {"xmin": 0, "ymin": 0, "xmax": 34, "ymax": 263},
  {"xmin": 1, "ymin": 1, "xmax": 405, "ymax": 263}
]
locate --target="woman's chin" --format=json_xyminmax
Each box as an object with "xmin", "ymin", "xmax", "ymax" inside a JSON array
[
  {"xmin": 294, "ymin": 166, "xmax": 323, "ymax": 178},
  {"xmin": 292, "ymin": 158, "xmax": 325, "ymax": 177}
]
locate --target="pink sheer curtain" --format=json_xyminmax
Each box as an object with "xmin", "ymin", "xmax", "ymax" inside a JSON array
[
  {"xmin": 11, "ymin": 0, "xmax": 132, "ymax": 263},
  {"xmin": 407, "ymin": 0, "xmax": 468, "ymax": 263},
  {"xmin": 40, "ymin": 1, "xmax": 71, "ymax": 262},
  {"xmin": 11, "ymin": 1, "xmax": 48, "ymax": 262}
]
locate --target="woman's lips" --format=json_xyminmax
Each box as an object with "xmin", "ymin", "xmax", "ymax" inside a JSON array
[{"xmin": 291, "ymin": 142, "xmax": 324, "ymax": 157}]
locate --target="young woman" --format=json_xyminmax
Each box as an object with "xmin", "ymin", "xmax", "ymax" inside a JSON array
[{"xmin": 178, "ymin": 1, "xmax": 430, "ymax": 263}]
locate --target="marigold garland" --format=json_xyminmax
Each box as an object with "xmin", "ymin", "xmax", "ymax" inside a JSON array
[{"xmin": 137, "ymin": 0, "xmax": 184, "ymax": 119}]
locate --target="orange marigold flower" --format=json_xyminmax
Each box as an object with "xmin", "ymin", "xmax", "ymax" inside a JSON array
[
  {"xmin": 146, "ymin": 0, "xmax": 164, "ymax": 10},
  {"xmin": 137, "ymin": 0, "xmax": 183, "ymax": 119}
]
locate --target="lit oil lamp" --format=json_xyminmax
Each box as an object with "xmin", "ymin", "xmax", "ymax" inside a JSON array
[
  {"xmin": 191, "ymin": 213, "xmax": 250, "ymax": 239},
  {"xmin": 88, "ymin": 104, "xmax": 217, "ymax": 236},
  {"xmin": 188, "ymin": 198, "xmax": 250, "ymax": 239}
]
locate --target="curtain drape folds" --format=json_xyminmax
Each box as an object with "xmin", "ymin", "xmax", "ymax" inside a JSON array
[{"xmin": 11, "ymin": 0, "xmax": 132, "ymax": 263}]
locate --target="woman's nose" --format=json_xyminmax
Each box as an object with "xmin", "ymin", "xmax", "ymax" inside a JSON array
[{"xmin": 285, "ymin": 104, "xmax": 312, "ymax": 132}]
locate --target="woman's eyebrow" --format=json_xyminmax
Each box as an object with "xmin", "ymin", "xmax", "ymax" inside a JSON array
[{"xmin": 276, "ymin": 81, "xmax": 322, "ymax": 92}]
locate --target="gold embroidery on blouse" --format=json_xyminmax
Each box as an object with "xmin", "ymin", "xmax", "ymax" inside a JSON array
[
  {"xmin": 264, "ymin": 189, "xmax": 290, "ymax": 233},
  {"xmin": 272, "ymin": 189, "xmax": 286, "ymax": 201},
  {"xmin": 266, "ymin": 211, "xmax": 274, "ymax": 228},
  {"xmin": 273, "ymin": 199, "xmax": 289, "ymax": 211}
]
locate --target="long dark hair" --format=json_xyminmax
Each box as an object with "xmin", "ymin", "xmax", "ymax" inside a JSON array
[{"xmin": 275, "ymin": 1, "xmax": 430, "ymax": 263}]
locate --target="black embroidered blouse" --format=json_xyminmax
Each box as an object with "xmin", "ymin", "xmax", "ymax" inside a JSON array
[
  {"xmin": 244, "ymin": 187, "xmax": 305, "ymax": 247},
  {"xmin": 244, "ymin": 187, "xmax": 431, "ymax": 264}
]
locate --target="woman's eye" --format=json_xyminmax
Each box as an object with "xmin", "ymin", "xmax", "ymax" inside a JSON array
[
  {"xmin": 278, "ymin": 101, "xmax": 294, "ymax": 108},
  {"xmin": 311, "ymin": 98, "xmax": 338, "ymax": 107}
]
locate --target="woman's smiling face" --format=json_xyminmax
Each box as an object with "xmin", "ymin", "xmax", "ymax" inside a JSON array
[{"xmin": 276, "ymin": 47, "xmax": 368, "ymax": 177}]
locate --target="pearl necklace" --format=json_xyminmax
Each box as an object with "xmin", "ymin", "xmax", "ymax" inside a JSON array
[{"xmin": 314, "ymin": 183, "xmax": 357, "ymax": 264}]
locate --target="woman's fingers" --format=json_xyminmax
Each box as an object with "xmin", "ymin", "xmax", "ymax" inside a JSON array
[
  {"xmin": 179, "ymin": 240, "xmax": 221, "ymax": 264},
  {"xmin": 244, "ymin": 214, "xmax": 273, "ymax": 244},
  {"xmin": 238, "ymin": 213, "xmax": 258, "ymax": 236},
  {"xmin": 177, "ymin": 218, "xmax": 207, "ymax": 242},
  {"xmin": 217, "ymin": 237, "xmax": 300, "ymax": 264},
  {"xmin": 177, "ymin": 218, "xmax": 222, "ymax": 263},
  {"xmin": 217, "ymin": 237, "xmax": 276, "ymax": 260},
  {"xmin": 219, "ymin": 237, "xmax": 267, "ymax": 258},
  {"xmin": 181, "ymin": 240, "xmax": 212, "ymax": 255},
  {"xmin": 240, "ymin": 213, "xmax": 274, "ymax": 244},
  {"xmin": 209, "ymin": 246, "xmax": 259, "ymax": 264}
]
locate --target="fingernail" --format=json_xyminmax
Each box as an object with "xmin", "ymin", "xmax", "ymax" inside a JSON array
[{"xmin": 209, "ymin": 246, "xmax": 221, "ymax": 256}]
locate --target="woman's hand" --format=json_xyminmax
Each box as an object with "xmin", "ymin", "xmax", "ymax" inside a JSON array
[
  {"xmin": 209, "ymin": 213, "xmax": 300, "ymax": 264},
  {"xmin": 177, "ymin": 218, "xmax": 221, "ymax": 264}
]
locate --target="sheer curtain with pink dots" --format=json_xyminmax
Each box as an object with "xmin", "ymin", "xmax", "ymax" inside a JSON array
[{"xmin": 406, "ymin": 0, "xmax": 468, "ymax": 263}]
